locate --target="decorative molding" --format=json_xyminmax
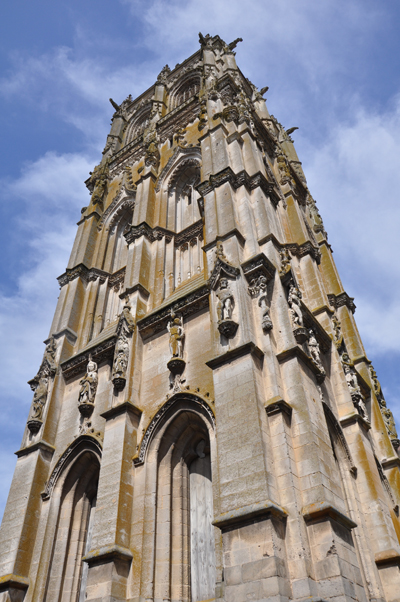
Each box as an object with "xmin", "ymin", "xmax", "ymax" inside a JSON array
[
  {"xmin": 174, "ymin": 220, "xmax": 203, "ymax": 247},
  {"xmin": 137, "ymin": 284, "xmax": 209, "ymax": 339},
  {"xmin": 206, "ymin": 342, "xmax": 264, "ymax": 370},
  {"xmin": 155, "ymin": 146, "xmax": 201, "ymax": 192},
  {"xmin": 302, "ymin": 501, "xmax": 357, "ymax": 530},
  {"xmin": 196, "ymin": 167, "xmax": 279, "ymax": 207},
  {"xmin": 276, "ymin": 345, "xmax": 326, "ymax": 383},
  {"xmin": 241, "ymin": 253, "xmax": 276, "ymax": 293},
  {"xmin": 328, "ymin": 292, "xmax": 356, "ymax": 314},
  {"xmin": 97, "ymin": 192, "xmax": 135, "ymax": 231},
  {"xmin": 258, "ymin": 232, "xmax": 321, "ymax": 265},
  {"xmin": 381, "ymin": 456, "xmax": 400, "ymax": 470},
  {"xmin": 58, "ymin": 264, "xmax": 125, "ymax": 289},
  {"xmin": 213, "ymin": 499, "xmax": 288, "ymax": 531},
  {"xmin": 124, "ymin": 222, "xmax": 173, "ymax": 245},
  {"xmin": 134, "ymin": 391, "xmax": 215, "ymax": 466},
  {"xmin": 61, "ymin": 336, "xmax": 117, "ymax": 381},
  {"xmin": 209, "ymin": 257, "xmax": 240, "ymax": 291},
  {"xmin": 41, "ymin": 435, "xmax": 102, "ymax": 501}
]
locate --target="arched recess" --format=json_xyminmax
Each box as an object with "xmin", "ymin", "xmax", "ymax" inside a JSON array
[
  {"xmin": 100, "ymin": 196, "xmax": 134, "ymax": 329},
  {"xmin": 158, "ymin": 151, "xmax": 204, "ymax": 292},
  {"xmin": 137, "ymin": 393, "xmax": 219, "ymax": 602},
  {"xmin": 169, "ymin": 72, "xmax": 201, "ymax": 110},
  {"xmin": 124, "ymin": 103, "xmax": 152, "ymax": 145},
  {"xmin": 42, "ymin": 437, "xmax": 101, "ymax": 602}
]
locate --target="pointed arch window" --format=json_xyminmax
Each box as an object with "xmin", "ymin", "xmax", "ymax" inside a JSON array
[{"xmin": 44, "ymin": 450, "xmax": 100, "ymax": 602}]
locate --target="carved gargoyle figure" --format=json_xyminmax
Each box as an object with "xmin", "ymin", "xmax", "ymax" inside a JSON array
[
  {"xmin": 215, "ymin": 241, "xmax": 228, "ymax": 263},
  {"xmin": 167, "ymin": 314, "xmax": 185, "ymax": 359},
  {"xmin": 199, "ymin": 32, "xmax": 213, "ymax": 49},
  {"xmin": 78, "ymin": 357, "xmax": 98, "ymax": 408},
  {"xmin": 341, "ymin": 353, "xmax": 368, "ymax": 420},
  {"xmin": 288, "ymin": 283, "xmax": 303, "ymax": 327},
  {"xmin": 308, "ymin": 330, "xmax": 326, "ymax": 377},
  {"xmin": 216, "ymin": 278, "xmax": 234, "ymax": 322},
  {"xmin": 248, "ymin": 274, "xmax": 268, "ymax": 298}
]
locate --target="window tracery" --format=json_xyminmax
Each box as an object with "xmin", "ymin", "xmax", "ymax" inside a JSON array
[{"xmin": 169, "ymin": 75, "xmax": 200, "ymax": 110}]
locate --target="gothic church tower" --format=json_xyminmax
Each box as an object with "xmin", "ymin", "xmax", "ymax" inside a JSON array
[{"xmin": 1, "ymin": 33, "xmax": 400, "ymax": 602}]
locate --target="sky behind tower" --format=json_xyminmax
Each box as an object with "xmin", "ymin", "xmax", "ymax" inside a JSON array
[{"xmin": 0, "ymin": 0, "xmax": 400, "ymax": 519}]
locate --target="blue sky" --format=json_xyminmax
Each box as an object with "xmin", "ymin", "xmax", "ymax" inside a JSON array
[{"xmin": 1, "ymin": 0, "xmax": 400, "ymax": 519}]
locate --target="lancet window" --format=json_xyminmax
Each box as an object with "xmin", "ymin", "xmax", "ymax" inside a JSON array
[
  {"xmin": 141, "ymin": 404, "xmax": 217, "ymax": 602},
  {"xmin": 169, "ymin": 75, "xmax": 200, "ymax": 110},
  {"xmin": 166, "ymin": 161, "xmax": 203, "ymax": 290},
  {"xmin": 44, "ymin": 450, "xmax": 99, "ymax": 602},
  {"xmin": 124, "ymin": 105, "xmax": 151, "ymax": 145}
]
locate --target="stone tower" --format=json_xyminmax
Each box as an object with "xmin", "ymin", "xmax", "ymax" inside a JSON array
[{"xmin": 1, "ymin": 33, "xmax": 400, "ymax": 602}]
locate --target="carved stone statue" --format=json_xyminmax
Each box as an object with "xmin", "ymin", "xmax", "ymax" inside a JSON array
[
  {"xmin": 112, "ymin": 333, "xmax": 130, "ymax": 380},
  {"xmin": 380, "ymin": 399, "xmax": 398, "ymax": 439},
  {"xmin": 332, "ymin": 314, "xmax": 342, "ymax": 345},
  {"xmin": 279, "ymin": 248, "xmax": 291, "ymax": 275},
  {"xmin": 259, "ymin": 294, "xmax": 273, "ymax": 333},
  {"xmin": 30, "ymin": 376, "xmax": 49, "ymax": 423},
  {"xmin": 112, "ymin": 299, "xmax": 135, "ymax": 390},
  {"xmin": 167, "ymin": 314, "xmax": 185, "ymax": 358},
  {"xmin": 288, "ymin": 283, "xmax": 303, "ymax": 328},
  {"xmin": 308, "ymin": 329, "xmax": 326, "ymax": 380},
  {"xmin": 78, "ymin": 357, "xmax": 98, "ymax": 415},
  {"xmin": 341, "ymin": 353, "xmax": 368, "ymax": 420},
  {"xmin": 216, "ymin": 278, "xmax": 234, "ymax": 322}
]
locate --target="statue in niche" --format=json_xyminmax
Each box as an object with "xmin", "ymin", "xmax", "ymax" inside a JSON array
[
  {"xmin": 341, "ymin": 353, "xmax": 368, "ymax": 420},
  {"xmin": 332, "ymin": 314, "xmax": 342, "ymax": 346},
  {"xmin": 279, "ymin": 248, "xmax": 291, "ymax": 276},
  {"xmin": 216, "ymin": 277, "xmax": 238, "ymax": 338},
  {"xmin": 29, "ymin": 376, "xmax": 49, "ymax": 423},
  {"xmin": 112, "ymin": 299, "xmax": 135, "ymax": 390},
  {"xmin": 113, "ymin": 332, "xmax": 130, "ymax": 380},
  {"xmin": 308, "ymin": 329, "xmax": 326, "ymax": 379},
  {"xmin": 78, "ymin": 357, "xmax": 98, "ymax": 412},
  {"xmin": 43, "ymin": 337, "xmax": 57, "ymax": 372},
  {"xmin": 167, "ymin": 313, "xmax": 185, "ymax": 358},
  {"xmin": 216, "ymin": 278, "xmax": 234, "ymax": 322},
  {"xmin": 288, "ymin": 283, "xmax": 303, "ymax": 327}
]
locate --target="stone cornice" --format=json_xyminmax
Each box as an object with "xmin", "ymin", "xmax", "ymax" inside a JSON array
[
  {"xmin": 328, "ymin": 291, "xmax": 356, "ymax": 314},
  {"xmin": 258, "ymin": 232, "xmax": 321, "ymax": 264},
  {"xmin": 375, "ymin": 548, "xmax": 400, "ymax": 567},
  {"xmin": 213, "ymin": 499, "xmax": 288, "ymax": 531},
  {"xmin": 381, "ymin": 456, "xmax": 400, "ymax": 470},
  {"xmin": 339, "ymin": 411, "xmax": 371, "ymax": 431},
  {"xmin": 101, "ymin": 401, "xmax": 143, "ymax": 422},
  {"xmin": 264, "ymin": 397, "xmax": 293, "ymax": 417},
  {"xmin": 125, "ymin": 219, "xmax": 203, "ymax": 249},
  {"xmin": 15, "ymin": 439, "xmax": 55, "ymax": 458},
  {"xmin": 302, "ymin": 501, "xmax": 357, "ymax": 530},
  {"xmin": 83, "ymin": 544, "xmax": 133, "ymax": 566},
  {"xmin": 276, "ymin": 345, "xmax": 326, "ymax": 382},
  {"xmin": 196, "ymin": 167, "xmax": 280, "ymax": 207},
  {"xmin": 137, "ymin": 283, "xmax": 209, "ymax": 338},
  {"xmin": 206, "ymin": 342, "xmax": 264, "ymax": 370},
  {"xmin": 58, "ymin": 264, "xmax": 126, "ymax": 289},
  {"xmin": 241, "ymin": 252, "xmax": 276, "ymax": 286},
  {"xmin": 0, "ymin": 574, "xmax": 29, "ymax": 592}
]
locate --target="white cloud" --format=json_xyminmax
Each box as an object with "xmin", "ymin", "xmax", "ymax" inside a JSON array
[
  {"xmin": 303, "ymin": 97, "xmax": 400, "ymax": 356},
  {"xmin": 0, "ymin": 151, "xmax": 94, "ymax": 518}
]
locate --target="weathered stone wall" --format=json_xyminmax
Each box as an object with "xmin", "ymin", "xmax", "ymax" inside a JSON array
[{"xmin": 0, "ymin": 33, "xmax": 399, "ymax": 602}]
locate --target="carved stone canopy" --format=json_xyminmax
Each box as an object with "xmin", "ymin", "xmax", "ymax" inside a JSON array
[
  {"xmin": 209, "ymin": 254, "xmax": 240, "ymax": 291},
  {"xmin": 241, "ymin": 253, "xmax": 276, "ymax": 296}
]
